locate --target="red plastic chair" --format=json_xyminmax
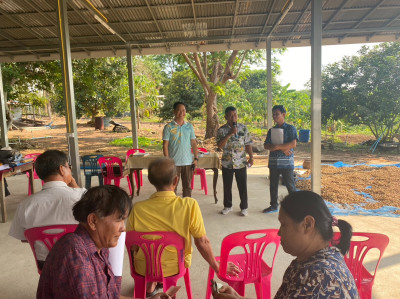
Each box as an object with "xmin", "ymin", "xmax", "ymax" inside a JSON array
[
  {"xmin": 98, "ymin": 156, "xmax": 132, "ymax": 195},
  {"xmin": 191, "ymin": 147, "xmax": 208, "ymax": 195},
  {"xmin": 24, "ymin": 224, "xmax": 78, "ymax": 274},
  {"xmin": 24, "ymin": 153, "xmax": 44, "ymax": 195},
  {"xmin": 125, "ymin": 231, "xmax": 192, "ymax": 299},
  {"xmin": 205, "ymin": 229, "xmax": 280, "ymax": 299},
  {"xmin": 333, "ymin": 232, "xmax": 389, "ymax": 299},
  {"xmin": 125, "ymin": 149, "xmax": 146, "ymax": 187}
]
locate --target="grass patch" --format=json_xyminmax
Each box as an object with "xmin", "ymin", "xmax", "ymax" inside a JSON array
[
  {"xmin": 247, "ymin": 125, "xmax": 267, "ymax": 137},
  {"xmin": 110, "ymin": 136, "xmax": 163, "ymax": 150}
]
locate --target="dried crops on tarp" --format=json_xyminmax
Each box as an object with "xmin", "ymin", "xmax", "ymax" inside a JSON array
[{"xmin": 296, "ymin": 166, "xmax": 400, "ymax": 212}]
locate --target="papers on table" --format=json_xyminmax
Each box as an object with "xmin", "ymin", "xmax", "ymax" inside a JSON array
[
  {"xmin": 108, "ymin": 232, "xmax": 126, "ymax": 276},
  {"xmin": 271, "ymin": 128, "xmax": 284, "ymax": 145},
  {"xmin": 132, "ymin": 152, "xmax": 148, "ymax": 157},
  {"xmin": 0, "ymin": 164, "xmax": 10, "ymax": 171}
]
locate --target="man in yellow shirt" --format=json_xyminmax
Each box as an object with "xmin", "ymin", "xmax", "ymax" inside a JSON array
[{"xmin": 127, "ymin": 157, "xmax": 239, "ymax": 295}]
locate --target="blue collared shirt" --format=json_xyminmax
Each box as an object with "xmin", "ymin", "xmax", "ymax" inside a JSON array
[
  {"xmin": 162, "ymin": 120, "xmax": 196, "ymax": 166},
  {"xmin": 264, "ymin": 122, "xmax": 298, "ymax": 169}
]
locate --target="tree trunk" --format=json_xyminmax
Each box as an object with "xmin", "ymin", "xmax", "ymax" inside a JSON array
[
  {"xmin": 205, "ymin": 92, "xmax": 219, "ymax": 139},
  {"xmin": 47, "ymin": 102, "xmax": 52, "ymax": 119}
]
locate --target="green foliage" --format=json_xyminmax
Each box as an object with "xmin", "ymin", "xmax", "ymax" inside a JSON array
[
  {"xmin": 158, "ymin": 69, "xmax": 204, "ymax": 121},
  {"xmin": 110, "ymin": 136, "xmax": 162, "ymax": 150},
  {"xmin": 52, "ymin": 56, "xmax": 161, "ymax": 119},
  {"xmin": 2, "ymin": 61, "xmax": 60, "ymax": 107},
  {"xmin": 247, "ymin": 125, "xmax": 266, "ymax": 137},
  {"xmin": 216, "ymin": 68, "xmax": 311, "ymax": 128},
  {"xmin": 322, "ymin": 42, "xmax": 400, "ymax": 140}
]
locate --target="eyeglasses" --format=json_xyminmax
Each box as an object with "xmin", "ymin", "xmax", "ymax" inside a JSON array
[{"xmin": 62, "ymin": 164, "xmax": 72, "ymax": 170}]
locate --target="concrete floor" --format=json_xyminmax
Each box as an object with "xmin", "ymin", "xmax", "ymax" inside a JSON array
[{"xmin": 1, "ymin": 166, "xmax": 399, "ymax": 299}]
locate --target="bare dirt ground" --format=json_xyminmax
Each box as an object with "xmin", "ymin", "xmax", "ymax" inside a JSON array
[{"xmin": 10, "ymin": 117, "xmax": 400, "ymax": 210}]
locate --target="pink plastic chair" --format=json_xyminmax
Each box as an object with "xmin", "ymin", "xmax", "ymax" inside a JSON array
[
  {"xmin": 24, "ymin": 224, "xmax": 78, "ymax": 274},
  {"xmin": 125, "ymin": 231, "xmax": 192, "ymax": 299},
  {"xmin": 191, "ymin": 147, "xmax": 208, "ymax": 195},
  {"xmin": 125, "ymin": 149, "xmax": 146, "ymax": 187},
  {"xmin": 333, "ymin": 232, "xmax": 389, "ymax": 299},
  {"xmin": 24, "ymin": 153, "xmax": 44, "ymax": 195},
  {"xmin": 205, "ymin": 229, "xmax": 280, "ymax": 299},
  {"xmin": 99, "ymin": 156, "xmax": 132, "ymax": 195}
]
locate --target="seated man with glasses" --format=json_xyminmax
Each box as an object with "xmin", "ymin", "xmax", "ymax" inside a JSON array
[{"xmin": 9, "ymin": 149, "xmax": 86, "ymax": 270}]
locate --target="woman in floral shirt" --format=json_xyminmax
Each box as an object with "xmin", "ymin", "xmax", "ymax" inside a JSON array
[{"xmin": 213, "ymin": 191, "xmax": 359, "ymax": 299}]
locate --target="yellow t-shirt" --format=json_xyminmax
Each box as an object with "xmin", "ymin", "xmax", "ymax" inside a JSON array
[{"xmin": 126, "ymin": 191, "xmax": 206, "ymax": 277}]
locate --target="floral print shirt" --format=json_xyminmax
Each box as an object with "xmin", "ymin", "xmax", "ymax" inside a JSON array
[
  {"xmin": 217, "ymin": 123, "xmax": 252, "ymax": 169},
  {"xmin": 274, "ymin": 247, "xmax": 359, "ymax": 299}
]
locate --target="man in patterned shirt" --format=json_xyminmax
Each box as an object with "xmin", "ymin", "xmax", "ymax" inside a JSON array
[
  {"xmin": 163, "ymin": 101, "xmax": 198, "ymax": 197},
  {"xmin": 217, "ymin": 106, "xmax": 253, "ymax": 216},
  {"xmin": 263, "ymin": 105, "xmax": 298, "ymax": 213}
]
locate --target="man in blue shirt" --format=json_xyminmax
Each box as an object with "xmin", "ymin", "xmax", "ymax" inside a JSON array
[
  {"xmin": 162, "ymin": 102, "xmax": 198, "ymax": 197},
  {"xmin": 263, "ymin": 105, "xmax": 298, "ymax": 213}
]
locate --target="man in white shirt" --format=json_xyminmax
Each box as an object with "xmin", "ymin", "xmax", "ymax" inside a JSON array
[{"xmin": 9, "ymin": 150, "xmax": 86, "ymax": 269}]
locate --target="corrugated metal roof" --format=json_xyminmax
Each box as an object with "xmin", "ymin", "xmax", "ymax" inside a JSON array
[{"xmin": 0, "ymin": 0, "xmax": 399, "ymax": 62}]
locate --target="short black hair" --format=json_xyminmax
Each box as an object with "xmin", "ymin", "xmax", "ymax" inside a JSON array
[
  {"xmin": 73, "ymin": 185, "xmax": 132, "ymax": 222},
  {"xmin": 173, "ymin": 101, "xmax": 186, "ymax": 110},
  {"xmin": 35, "ymin": 150, "xmax": 68, "ymax": 180},
  {"xmin": 272, "ymin": 105, "xmax": 286, "ymax": 114},
  {"xmin": 225, "ymin": 106, "xmax": 237, "ymax": 115},
  {"xmin": 280, "ymin": 191, "xmax": 352, "ymax": 255},
  {"xmin": 148, "ymin": 157, "xmax": 177, "ymax": 189}
]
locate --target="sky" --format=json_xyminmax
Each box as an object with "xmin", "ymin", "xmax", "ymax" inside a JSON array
[{"xmin": 275, "ymin": 43, "xmax": 378, "ymax": 90}]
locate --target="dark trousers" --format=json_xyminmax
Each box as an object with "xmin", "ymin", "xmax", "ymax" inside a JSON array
[
  {"xmin": 269, "ymin": 168, "xmax": 296, "ymax": 208},
  {"xmin": 176, "ymin": 165, "xmax": 193, "ymax": 197},
  {"xmin": 222, "ymin": 166, "xmax": 248, "ymax": 210}
]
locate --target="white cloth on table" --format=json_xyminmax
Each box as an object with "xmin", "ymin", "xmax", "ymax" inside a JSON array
[{"xmin": 8, "ymin": 181, "xmax": 86, "ymax": 261}]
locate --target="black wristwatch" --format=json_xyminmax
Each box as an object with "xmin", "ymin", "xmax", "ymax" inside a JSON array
[{"xmin": 194, "ymin": 158, "xmax": 199, "ymax": 161}]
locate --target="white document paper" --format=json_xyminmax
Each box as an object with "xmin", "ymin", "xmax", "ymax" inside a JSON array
[
  {"xmin": 108, "ymin": 231, "xmax": 126, "ymax": 276},
  {"xmin": 271, "ymin": 128, "xmax": 284, "ymax": 145}
]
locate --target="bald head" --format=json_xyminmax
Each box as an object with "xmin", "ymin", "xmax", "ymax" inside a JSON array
[{"xmin": 148, "ymin": 157, "xmax": 177, "ymax": 190}]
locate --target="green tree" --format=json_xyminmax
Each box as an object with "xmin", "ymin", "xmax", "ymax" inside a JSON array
[
  {"xmin": 181, "ymin": 50, "xmax": 264, "ymax": 138},
  {"xmin": 2, "ymin": 61, "xmax": 60, "ymax": 127},
  {"xmin": 159, "ymin": 69, "xmax": 204, "ymax": 120},
  {"xmin": 322, "ymin": 42, "xmax": 400, "ymax": 140},
  {"xmin": 52, "ymin": 56, "xmax": 161, "ymax": 121}
]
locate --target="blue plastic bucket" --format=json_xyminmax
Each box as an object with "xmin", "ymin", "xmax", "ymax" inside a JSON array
[{"xmin": 299, "ymin": 129, "xmax": 310, "ymax": 143}]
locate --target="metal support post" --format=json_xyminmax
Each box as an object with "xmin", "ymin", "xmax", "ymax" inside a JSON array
[
  {"xmin": 127, "ymin": 45, "xmax": 138, "ymax": 148},
  {"xmin": 266, "ymin": 37, "xmax": 273, "ymax": 130},
  {"xmin": 311, "ymin": 0, "xmax": 322, "ymax": 194},
  {"xmin": 0, "ymin": 65, "xmax": 9, "ymax": 148},
  {"xmin": 57, "ymin": 0, "xmax": 82, "ymax": 186}
]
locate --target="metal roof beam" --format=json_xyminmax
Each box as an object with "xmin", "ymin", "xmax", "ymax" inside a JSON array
[
  {"xmin": 256, "ymin": 0, "xmax": 277, "ymax": 46},
  {"xmin": 143, "ymin": 0, "xmax": 168, "ymax": 49},
  {"xmin": 79, "ymin": 0, "xmax": 127, "ymax": 43},
  {"xmin": 68, "ymin": 1, "xmax": 113, "ymax": 55},
  {"xmin": 340, "ymin": 0, "xmax": 387, "ymax": 41},
  {"xmin": 267, "ymin": 0, "xmax": 295, "ymax": 37},
  {"xmin": 190, "ymin": 0, "xmax": 199, "ymax": 38},
  {"xmin": 322, "ymin": 0, "xmax": 347, "ymax": 30},
  {"xmin": 282, "ymin": 0, "xmax": 311, "ymax": 45},
  {"xmin": 229, "ymin": 0, "xmax": 242, "ymax": 47},
  {"xmin": 3, "ymin": 25, "xmax": 400, "ymax": 53},
  {"xmin": 2, "ymin": 17, "xmax": 394, "ymax": 42},
  {"xmin": 0, "ymin": 7, "xmax": 51, "ymax": 45},
  {"xmin": 368, "ymin": 12, "xmax": 400, "ymax": 40},
  {"xmin": 100, "ymin": 0, "xmax": 138, "ymax": 45}
]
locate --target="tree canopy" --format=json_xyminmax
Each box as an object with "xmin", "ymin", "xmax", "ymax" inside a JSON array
[
  {"xmin": 181, "ymin": 50, "xmax": 264, "ymax": 138},
  {"xmin": 322, "ymin": 42, "xmax": 400, "ymax": 140}
]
